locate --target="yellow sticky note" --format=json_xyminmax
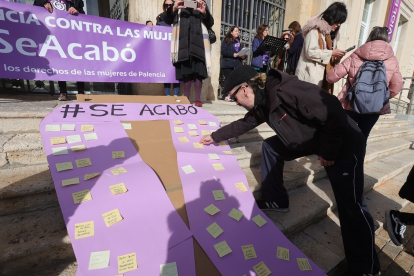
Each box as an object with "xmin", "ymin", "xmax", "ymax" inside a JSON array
[
  {"xmin": 160, "ymin": 262, "xmax": 178, "ymax": 276},
  {"xmin": 75, "ymin": 221, "xmax": 94, "ymax": 239},
  {"xmin": 102, "ymin": 208, "xmax": 123, "ymax": 227},
  {"xmin": 52, "ymin": 146, "xmax": 68, "ymax": 155},
  {"xmin": 89, "ymin": 250, "xmax": 110, "ymax": 270},
  {"xmin": 235, "ymin": 182, "xmax": 248, "ymax": 192},
  {"xmin": 173, "ymin": 120, "xmax": 183, "ymax": 125},
  {"xmin": 118, "ymin": 253, "xmax": 137, "ymax": 274},
  {"xmin": 254, "ymin": 261, "xmax": 271, "ymax": 276},
  {"xmin": 66, "ymin": 134, "xmax": 82, "ymax": 144},
  {"xmin": 201, "ymin": 130, "xmax": 211, "ymax": 135},
  {"xmin": 193, "ymin": 143, "xmax": 204, "ymax": 149},
  {"xmin": 188, "ymin": 124, "xmax": 197, "ymax": 130},
  {"xmin": 56, "ymin": 162, "xmax": 73, "ymax": 172},
  {"xmin": 84, "ymin": 173, "xmax": 100, "ymax": 180},
  {"xmin": 212, "ymin": 190, "xmax": 225, "ymax": 201},
  {"xmin": 214, "ymin": 241, "xmax": 232, "ymax": 257},
  {"xmin": 228, "ymin": 208, "xmax": 243, "ymax": 221},
  {"xmin": 122, "ymin": 123, "xmax": 132, "ymax": 130},
  {"xmin": 50, "ymin": 136, "xmax": 66, "ymax": 145},
  {"xmin": 218, "ymin": 141, "xmax": 227, "ymax": 147},
  {"xmin": 204, "ymin": 204, "xmax": 220, "ymax": 215},
  {"xmin": 76, "ymin": 158, "xmax": 92, "ymax": 168},
  {"xmin": 252, "ymin": 214, "xmax": 267, "ymax": 227},
  {"xmin": 206, "ymin": 222, "xmax": 223, "ymax": 238},
  {"xmin": 189, "ymin": 131, "xmax": 198, "ymax": 137},
  {"xmin": 181, "ymin": 165, "xmax": 195, "ymax": 174},
  {"xmin": 112, "ymin": 151, "xmax": 125, "ymax": 159},
  {"xmin": 71, "ymin": 145, "xmax": 86, "ymax": 151},
  {"xmin": 297, "ymin": 258, "xmax": 312, "ymax": 271},
  {"xmin": 72, "ymin": 189, "xmax": 92, "ymax": 204},
  {"xmin": 84, "ymin": 133, "xmax": 98, "ymax": 141},
  {"xmin": 46, "ymin": 124, "xmax": 60, "ymax": 132},
  {"xmin": 110, "ymin": 183, "xmax": 128, "ymax": 195},
  {"xmin": 223, "ymin": 151, "xmax": 233, "ymax": 155},
  {"xmin": 208, "ymin": 153, "xmax": 220, "ymax": 160},
  {"xmin": 277, "ymin": 246, "xmax": 290, "ymax": 261},
  {"xmin": 111, "ymin": 167, "xmax": 127, "ymax": 175},
  {"xmin": 178, "ymin": 136, "xmax": 190, "ymax": 143},
  {"xmin": 62, "ymin": 177, "xmax": 80, "ymax": 186},
  {"xmin": 241, "ymin": 244, "xmax": 257, "ymax": 260},
  {"xmin": 174, "ymin": 127, "xmax": 184, "ymax": 133},
  {"xmin": 81, "ymin": 125, "xmax": 94, "ymax": 132},
  {"xmin": 209, "ymin": 122, "xmax": 217, "ymax": 127},
  {"xmin": 61, "ymin": 124, "xmax": 75, "ymax": 131},
  {"xmin": 198, "ymin": 120, "xmax": 207, "ymax": 125},
  {"xmin": 213, "ymin": 163, "xmax": 225, "ymax": 171}
]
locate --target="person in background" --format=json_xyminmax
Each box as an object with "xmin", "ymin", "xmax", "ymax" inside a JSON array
[
  {"xmin": 276, "ymin": 32, "xmax": 291, "ymax": 71},
  {"xmin": 34, "ymin": 0, "xmax": 85, "ymax": 101},
  {"xmin": 251, "ymin": 24, "xmax": 270, "ymax": 73},
  {"xmin": 385, "ymin": 166, "xmax": 414, "ymax": 247},
  {"xmin": 296, "ymin": 2, "xmax": 347, "ymax": 93},
  {"xmin": 327, "ymin": 26, "xmax": 403, "ymax": 156},
  {"xmin": 157, "ymin": 0, "xmax": 180, "ymax": 97},
  {"xmin": 167, "ymin": 0, "xmax": 214, "ymax": 107},
  {"xmin": 146, "ymin": 20, "xmax": 153, "ymax": 27},
  {"xmin": 221, "ymin": 26, "xmax": 246, "ymax": 101},
  {"xmin": 287, "ymin": 21, "xmax": 304, "ymax": 75}
]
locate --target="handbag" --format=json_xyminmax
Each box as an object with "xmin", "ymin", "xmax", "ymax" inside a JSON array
[{"xmin": 208, "ymin": 28, "xmax": 216, "ymax": 44}]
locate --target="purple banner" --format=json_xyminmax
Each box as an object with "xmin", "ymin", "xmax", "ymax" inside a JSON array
[
  {"xmin": 0, "ymin": 1, "xmax": 178, "ymax": 83},
  {"xmin": 386, "ymin": 0, "xmax": 402, "ymax": 42}
]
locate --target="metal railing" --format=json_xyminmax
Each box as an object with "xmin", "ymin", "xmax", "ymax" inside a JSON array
[{"xmin": 393, "ymin": 77, "xmax": 414, "ymax": 115}]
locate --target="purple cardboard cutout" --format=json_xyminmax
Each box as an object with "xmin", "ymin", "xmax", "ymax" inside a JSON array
[
  {"xmin": 0, "ymin": 1, "xmax": 178, "ymax": 83},
  {"xmin": 39, "ymin": 119, "xmax": 194, "ymax": 275}
]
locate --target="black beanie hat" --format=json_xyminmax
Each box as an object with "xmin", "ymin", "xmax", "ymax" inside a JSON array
[{"xmin": 222, "ymin": 65, "xmax": 258, "ymax": 95}]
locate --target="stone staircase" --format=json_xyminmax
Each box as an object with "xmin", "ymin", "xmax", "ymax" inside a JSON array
[{"xmin": 1, "ymin": 96, "xmax": 414, "ymax": 276}]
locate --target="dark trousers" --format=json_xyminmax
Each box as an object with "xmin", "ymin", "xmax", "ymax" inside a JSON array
[
  {"xmin": 345, "ymin": 111, "xmax": 380, "ymax": 154},
  {"xmin": 58, "ymin": 81, "xmax": 85, "ymax": 93},
  {"xmin": 399, "ymin": 166, "xmax": 414, "ymax": 225},
  {"xmin": 261, "ymin": 135, "xmax": 380, "ymax": 275},
  {"xmin": 221, "ymin": 68, "xmax": 234, "ymax": 97}
]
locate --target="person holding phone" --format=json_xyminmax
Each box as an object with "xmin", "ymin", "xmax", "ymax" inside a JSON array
[
  {"xmin": 221, "ymin": 26, "xmax": 246, "ymax": 101},
  {"xmin": 327, "ymin": 26, "xmax": 403, "ymax": 157},
  {"xmin": 166, "ymin": 0, "xmax": 214, "ymax": 107},
  {"xmin": 295, "ymin": 2, "xmax": 347, "ymax": 94}
]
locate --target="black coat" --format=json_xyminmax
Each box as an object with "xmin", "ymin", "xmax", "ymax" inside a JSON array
[
  {"xmin": 287, "ymin": 33, "xmax": 304, "ymax": 72},
  {"xmin": 221, "ymin": 41, "xmax": 243, "ymax": 69},
  {"xmin": 166, "ymin": 3, "xmax": 214, "ymax": 63},
  {"xmin": 156, "ymin": 12, "xmax": 174, "ymax": 27},
  {"xmin": 34, "ymin": 0, "xmax": 85, "ymax": 14},
  {"xmin": 211, "ymin": 69, "xmax": 364, "ymax": 161}
]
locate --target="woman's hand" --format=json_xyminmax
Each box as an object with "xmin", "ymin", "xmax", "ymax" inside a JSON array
[
  {"xmin": 332, "ymin": 49, "xmax": 346, "ymax": 58},
  {"xmin": 44, "ymin": 3, "xmax": 53, "ymax": 13},
  {"xmin": 233, "ymin": 53, "xmax": 239, "ymax": 58},
  {"xmin": 173, "ymin": 0, "xmax": 185, "ymax": 13},
  {"xmin": 200, "ymin": 135, "xmax": 214, "ymax": 145},
  {"xmin": 195, "ymin": 0, "xmax": 207, "ymax": 16},
  {"xmin": 68, "ymin": 7, "xmax": 79, "ymax": 15}
]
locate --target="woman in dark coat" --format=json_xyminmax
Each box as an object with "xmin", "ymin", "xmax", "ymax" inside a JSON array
[
  {"xmin": 287, "ymin": 21, "xmax": 304, "ymax": 75},
  {"xmin": 157, "ymin": 0, "xmax": 180, "ymax": 97},
  {"xmin": 251, "ymin": 24, "xmax": 269, "ymax": 73},
  {"xmin": 167, "ymin": 0, "xmax": 214, "ymax": 107},
  {"xmin": 221, "ymin": 26, "xmax": 246, "ymax": 101}
]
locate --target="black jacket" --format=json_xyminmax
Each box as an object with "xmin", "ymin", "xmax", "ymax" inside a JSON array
[
  {"xmin": 166, "ymin": 3, "xmax": 214, "ymax": 63},
  {"xmin": 400, "ymin": 166, "xmax": 414, "ymax": 203},
  {"xmin": 221, "ymin": 41, "xmax": 243, "ymax": 69},
  {"xmin": 156, "ymin": 12, "xmax": 174, "ymax": 27},
  {"xmin": 34, "ymin": 0, "xmax": 85, "ymax": 14},
  {"xmin": 211, "ymin": 69, "xmax": 364, "ymax": 161}
]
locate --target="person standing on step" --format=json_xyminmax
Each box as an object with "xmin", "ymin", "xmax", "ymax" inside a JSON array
[
  {"xmin": 199, "ymin": 65, "xmax": 380, "ymax": 276},
  {"xmin": 251, "ymin": 24, "xmax": 270, "ymax": 73},
  {"xmin": 221, "ymin": 25, "xmax": 246, "ymax": 101},
  {"xmin": 157, "ymin": 0, "xmax": 180, "ymax": 97},
  {"xmin": 385, "ymin": 165, "xmax": 414, "ymax": 247},
  {"xmin": 166, "ymin": 0, "xmax": 214, "ymax": 107},
  {"xmin": 327, "ymin": 26, "xmax": 403, "ymax": 158},
  {"xmin": 34, "ymin": 0, "xmax": 86, "ymax": 101},
  {"xmin": 295, "ymin": 2, "xmax": 347, "ymax": 93}
]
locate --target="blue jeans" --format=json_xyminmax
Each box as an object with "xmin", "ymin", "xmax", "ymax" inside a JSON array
[{"xmin": 164, "ymin": 83, "xmax": 180, "ymax": 96}]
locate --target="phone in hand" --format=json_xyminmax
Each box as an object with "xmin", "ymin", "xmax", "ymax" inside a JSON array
[
  {"xmin": 184, "ymin": 0, "xmax": 198, "ymax": 9},
  {"xmin": 345, "ymin": 45, "xmax": 356, "ymax": 52}
]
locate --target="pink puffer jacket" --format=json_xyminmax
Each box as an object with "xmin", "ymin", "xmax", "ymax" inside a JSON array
[{"xmin": 326, "ymin": 40, "xmax": 403, "ymax": 114}]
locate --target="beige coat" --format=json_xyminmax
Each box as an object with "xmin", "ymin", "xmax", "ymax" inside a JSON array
[{"xmin": 295, "ymin": 16, "xmax": 337, "ymax": 87}]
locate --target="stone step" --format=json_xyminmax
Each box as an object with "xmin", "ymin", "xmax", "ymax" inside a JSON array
[{"xmin": 290, "ymin": 168, "xmax": 414, "ymax": 275}]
